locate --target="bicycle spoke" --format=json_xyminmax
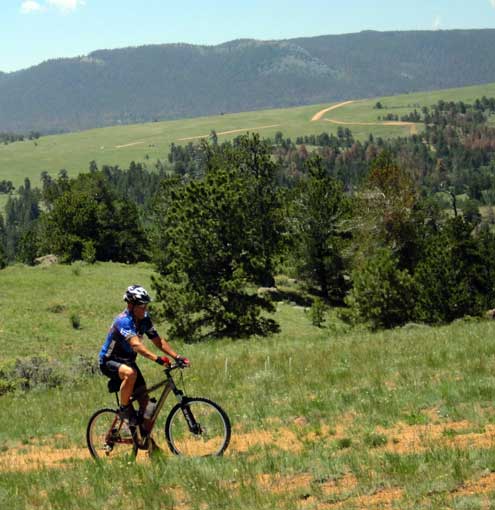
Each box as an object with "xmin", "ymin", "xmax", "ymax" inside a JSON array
[
  {"xmin": 166, "ymin": 399, "xmax": 230, "ymax": 456},
  {"xmin": 87, "ymin": 409, "xmax": 137, "ymax": 460}
]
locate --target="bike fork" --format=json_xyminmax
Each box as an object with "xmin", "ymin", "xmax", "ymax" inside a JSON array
[{"xmin": 181, "ymin": 402, "xmax": 202, "ymax": 435}]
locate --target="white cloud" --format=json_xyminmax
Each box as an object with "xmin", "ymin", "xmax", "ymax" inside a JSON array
[
  {"xmin": 20, "ymin": 1, "xmax": 43, "ymax": 13},
  {"xmin": 433, "ymin": 16, "xmax": 442, "ymax": 30},
  {"xmin": 491, "ymin": 0, "xmax": 495, "ymax": 8},
  {"xmin": 47, "ymin": 0, "xmax": 85, "ymax": 12},
  {"xmin": 20, "ymin": 0, "xmax": 85, "ymax": 14}
]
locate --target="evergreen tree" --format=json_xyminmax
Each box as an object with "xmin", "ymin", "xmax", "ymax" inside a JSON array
[
  {"xmin": 42, "ymin": 172, "xmax": 148, "ymax": 263},
  {"xmin": 0, "ymin": 213, "xmax": 7, "ymax": 269},
  {"xmin": 352, "ymin": 151, "xmax": 421, "ymax": 271},
  {"xmin": 4, "ymin": 178, "xmax": 41, "ymax": 263},
  {"xmin": 414, "ymin": 217, "xmax": 494, "ymax": 323},
  {"xmin": 287, "ymin": 156, "xmax": 350, "ymax": 301},
  {"xmin": 151, "ymin": 148, "xmax": 280, "ymax": 341},
  {"xmin": 205, "ymin": 133, "xmax": 284, "ymax": 286},
  {"xmin": 343, "ymin": 247, "xmax": 416, "ymax": 330}
]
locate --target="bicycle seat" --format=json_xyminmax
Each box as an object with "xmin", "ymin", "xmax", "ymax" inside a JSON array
[{"xmin": 107, "ymin": 378, "xmax": 121, "ymax": 393}]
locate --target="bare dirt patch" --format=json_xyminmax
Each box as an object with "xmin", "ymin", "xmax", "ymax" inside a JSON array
[
  {"xmin": 330, "ymin": 488, "xmax": 404, "ymax": 510},
  {"xmin": 375, "ymin": 420, "xmax": 495, "ymax": 454},
  {"xmin": 3, "ymin": 417, "xmax": 487, "ymax": 472},
  {"xmin": 258, "ymin": 471, "xmax": 358, "ymax": 496},
  {"xmin": 2, "ymin": 413, "xmax": 494, "ymax": 510},
  {"xmin": 299, "ymin": 487, "xmax": 403, "ymax": 510},
  {"xmin": 0, "ymin": 426, "xmax": 302, "ymax": 473},
  {"xmin": 0, "ymin": 445, "xmax": 88, "ymax": 472},
  {"xmin": 230, "ymin": 426, "xmax": 302, "ymax": 453},
  {"xmin": 455, "ymin": 472, "xmax": 495, "ymax": 497}
]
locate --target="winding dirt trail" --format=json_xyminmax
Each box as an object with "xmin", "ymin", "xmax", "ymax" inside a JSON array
[
  {"xmin": 311, "ymin": 101, "xmax": 356, "ymax": 121},
  {"xmin": 116, "ymin": 100, "xmax": 418, "ymax": 149},
  {"xmin": 177, "ymin": 124, "xmax": 281, "ymax": 142},
  {"xmin": 115, "ymin": 140, "xmax": 146, "ymax": 149},
  {"xmin": 311, "ymin": 100, "xmax": 419, "ymax": 135}
]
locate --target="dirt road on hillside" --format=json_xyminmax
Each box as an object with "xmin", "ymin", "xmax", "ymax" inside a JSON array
[
  {"xmin": 324, "ymin": 117, "xmax": 418, "ymax": 134},
  {"xmin": 177, "ymin": 124, "xmax": 281, "ymax": 142},
  {"xmin": 115, "ymin": 141, "xmax": 146, "ymax": 149},
  {"xmin": 311, "ymin": 100, "xmax": 419, "ymax": 134},
  {"xmin": 311, "ymin": 100, "xmax": 356, "ymax": 121}
]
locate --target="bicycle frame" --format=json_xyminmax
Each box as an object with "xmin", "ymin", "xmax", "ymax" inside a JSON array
[{"xmin": 129, "ymin": 365, "xmax": 187, "ymax": 437}]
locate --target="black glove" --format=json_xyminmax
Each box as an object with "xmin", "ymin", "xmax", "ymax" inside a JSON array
[{"xmin": 175, "ymin": 355, "xmax": 190, "ymax": 368}]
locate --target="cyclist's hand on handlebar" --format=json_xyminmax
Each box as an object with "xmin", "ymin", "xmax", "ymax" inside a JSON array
[
  {"xmin": 175, "ymin": 355, "xmax": 190, "ymax": 368},
  {"xmin": 155, "ymin": 356, "xmax": 171, "ymax": 366}
]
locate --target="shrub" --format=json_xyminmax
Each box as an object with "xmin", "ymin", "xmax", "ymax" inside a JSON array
[
  {"xmin": 70, "ymin": 313, "xmax": 81, "ymax": 329},
  {"xmin": 337, "ymin": 437, "xmax": 352, "ymax": 449},
  {"xmin": 73, "ymin": 354, "xmax": 99, "ymax": 377},
  {"xmin": 364, "ymin": 432, "xmax": 388, "ymax": 448},
  {"xmin": 47, "ymin": 303, "xmax": 66, "ymax": 313},
  {"xmin": 71, "ymin": 261, "xmax": 83, "ymax": 276},
  {"xmin": 13, "ymin": 356, "xmax": 65, "ymax": 391},
  {"xmin": 307, "ymin": 297, "xmax": 327, "ymax": 327},
  {"xmin": 82, "ymin": 241, "xmax": 96, "ymax": 264},
  {"xmin": 0, "ymin": 361, "xmax": 18, "ymax": 396}
]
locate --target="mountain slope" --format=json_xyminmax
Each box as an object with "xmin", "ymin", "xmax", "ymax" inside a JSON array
[{"xmin": 1, "ymin": 29, "xmax": 495, "ymax": 133}]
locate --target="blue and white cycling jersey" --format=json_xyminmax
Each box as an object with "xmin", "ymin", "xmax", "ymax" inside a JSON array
[{"xmin": 99, "ymin": 309, "xmax": 159, "ymax": 363}]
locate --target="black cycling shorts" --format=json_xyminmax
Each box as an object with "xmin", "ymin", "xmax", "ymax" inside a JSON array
[{"xmin": 99, "ymin": 359, "xmax": 146, "ymax": 392}]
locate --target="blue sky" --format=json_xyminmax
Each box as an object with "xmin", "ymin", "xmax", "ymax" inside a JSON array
[{"xmin": 1, "ymin": 0, "xmax": 495, "ymax": 73}]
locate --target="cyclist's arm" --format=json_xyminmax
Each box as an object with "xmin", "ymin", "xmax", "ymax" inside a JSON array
[
  {"xmin": 128, "ymin": 335, "xmax": 162, "ymax": 362},
  {"xmin": 151, "ymin": 335, "xmax": 179, "ymax": 360}
]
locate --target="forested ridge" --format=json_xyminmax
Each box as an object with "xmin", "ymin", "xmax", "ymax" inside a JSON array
[
  {"xmin": 2, "ymin": 97, "xmax": 495, "ymax": 339},
  {"xmin": 2, "ymin": 29, "xmax": 495, "ymax": 133}
]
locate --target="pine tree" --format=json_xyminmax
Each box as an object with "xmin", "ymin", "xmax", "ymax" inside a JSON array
[
  {"xmin": 287, "ymin": 155, "xmax": 350, "ymax": 301},
  {"xmin": 151, "ymin": 137, "xmax": 282, "ymax": 341},
  {"xmin": 42, "ymin": 172, "xmax": 147, "ymax": 263}
]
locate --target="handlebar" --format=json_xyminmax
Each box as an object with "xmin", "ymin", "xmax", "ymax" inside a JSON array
[{"xmin": 164, "ymin": 362, "xmax": 190, "ymax": 373}]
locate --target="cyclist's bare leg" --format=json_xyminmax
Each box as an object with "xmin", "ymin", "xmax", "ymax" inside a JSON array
[{"xmin": 118, "ymin": 365, "xmax": 137, "ymax": 406}]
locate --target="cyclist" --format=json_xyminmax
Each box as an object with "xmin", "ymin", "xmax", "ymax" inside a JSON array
[{"xmin": 99, "ymin": 284, "xmax": 189, "ymax": 425}]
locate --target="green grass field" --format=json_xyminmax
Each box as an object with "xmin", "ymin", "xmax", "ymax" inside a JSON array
[
  {"xmin": 2, "ymin": 262, "xmax": 495, "ymax": 508},
  {"xmin": 1, "ymin": 82, "xmax": 495, "ymax": 191}
]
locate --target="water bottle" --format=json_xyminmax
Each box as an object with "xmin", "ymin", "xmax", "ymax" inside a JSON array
[{"xmin": 143, "ymin": 398, "xmax": 157, "ymax": 420}]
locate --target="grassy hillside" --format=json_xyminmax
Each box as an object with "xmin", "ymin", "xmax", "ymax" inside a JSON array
[
  {"xmin": 1, "ymin": 81, "xmax": 495, "ymax": 192},
  {"xmin": 1, "ymin": 262, "xmax": 495, "ymax": 508}
]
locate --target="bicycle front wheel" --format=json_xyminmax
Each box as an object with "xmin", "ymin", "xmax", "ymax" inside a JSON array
[
  {"xmin": 87, "ymin": 408, "xmax": 137, "ymax": 460},
  {"xmin": 165, "ymin": 397, "xmax": 231, "ymax": 457}
]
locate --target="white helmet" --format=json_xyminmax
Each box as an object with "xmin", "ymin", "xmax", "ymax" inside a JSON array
[{"xmin": 123, "ymin": 285, "xmax": 151, "ymax": 305}]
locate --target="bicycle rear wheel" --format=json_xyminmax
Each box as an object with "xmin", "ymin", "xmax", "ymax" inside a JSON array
[
  {"xmin": 87, "ymin": 408, "xmax": 137, "ymax": 460},
  {"xmin": 165, "ymin": 397, "xmax": 231, "ymax": 457}
]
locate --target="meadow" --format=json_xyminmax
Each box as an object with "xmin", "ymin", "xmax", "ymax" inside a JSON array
[
  {"xmin": 2, "ymin": 262, "xmax": 495, "ymax": 509},
  {"xmin": 1, "ymin": 81, "xmax": 495, "ymax": 192}
]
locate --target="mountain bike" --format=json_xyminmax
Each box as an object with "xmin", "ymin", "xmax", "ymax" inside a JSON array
[{"xmin": 86, "ymin": 363, "xmax": 231, "ymax": 460}]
